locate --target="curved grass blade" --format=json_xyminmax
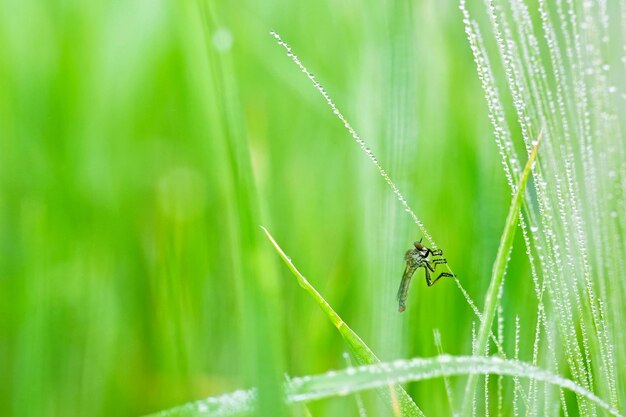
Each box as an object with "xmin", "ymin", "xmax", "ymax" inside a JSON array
[
  {"xmin": 144, "ymin": 355, "xmax": 621, "ymax": 417},
  {"xmin": 260, "ymin": 226, "xmax": 423, "ymax": 417},
  {"xmin": 461, "ymin": 130, "xmax": 542, "ymax": 415}
]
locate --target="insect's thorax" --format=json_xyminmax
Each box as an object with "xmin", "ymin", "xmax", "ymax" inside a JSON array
[{"xmin": 405, "ymin": 248, "xmax": 427, "ymax": 266}]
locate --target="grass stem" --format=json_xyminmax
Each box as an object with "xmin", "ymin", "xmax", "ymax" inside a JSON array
[{"xmin": 461, "ymin": 130, "xmax": 542, "ymax": 415}]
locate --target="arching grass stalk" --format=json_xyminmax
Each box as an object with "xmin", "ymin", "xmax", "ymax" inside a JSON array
[
  {"xmin": 145, "ymin": 354, "xmax": 621, "ymax": 417},
  {"xmin": 461, "ymin": 130, "xmax": 542, "ymax": 415},
  {"xmin": 261, "ymin": 226, "xmax": 424, "ymax": 417}
]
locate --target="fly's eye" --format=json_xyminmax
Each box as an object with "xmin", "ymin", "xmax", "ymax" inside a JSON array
[{"xmin": 414, "ymin": 241, "xmax": 424, "ymax": 250}]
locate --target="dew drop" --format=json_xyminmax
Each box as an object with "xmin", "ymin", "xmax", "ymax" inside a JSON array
[{"xmin": 212, "ymin": 28, "xmax": 233, "ymax": 52}]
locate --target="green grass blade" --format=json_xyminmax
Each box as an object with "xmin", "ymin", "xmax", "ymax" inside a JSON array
[
  {"xmin": 144, "ymin": 355, "xmax": 621, "ymax": 417},
  {"xmin": 260, "ymin": 226, "xmax": 424, "ymax": 417},
  {"xmin": 461, "ymin": 131, "xmax": 542, "ymax": 415}
]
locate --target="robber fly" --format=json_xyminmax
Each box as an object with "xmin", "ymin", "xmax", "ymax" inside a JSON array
[{"xmin": 397, "ymin": 239, "xmax": 454, "ymax": 312}]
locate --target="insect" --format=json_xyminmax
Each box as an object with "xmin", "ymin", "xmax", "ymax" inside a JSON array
[{"xmin": 397, "ymin": 239, "xmax": 454, "ymax": 312}]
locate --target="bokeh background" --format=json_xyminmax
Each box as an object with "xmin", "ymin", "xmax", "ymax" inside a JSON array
[{"xmin": 0, "ymin": 1, "xmax": 540, "ymax": 416}]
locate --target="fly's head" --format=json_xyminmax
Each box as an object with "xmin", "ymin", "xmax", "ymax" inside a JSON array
[{"xmin": 413, "ymin": 239, "xmax": 429, "ymax": 257}]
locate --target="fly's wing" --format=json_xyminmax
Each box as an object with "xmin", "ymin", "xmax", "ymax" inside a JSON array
[{"xmin": 397, "ymin": 263, "xmax": 417, "ymax": 313}]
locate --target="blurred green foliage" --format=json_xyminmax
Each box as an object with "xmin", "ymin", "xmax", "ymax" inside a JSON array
[{"xmin": 0, "ymin": 1, "xmax": 537, "ymax": 416}]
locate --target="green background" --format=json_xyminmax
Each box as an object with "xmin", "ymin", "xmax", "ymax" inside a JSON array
[{"xmin": 0, "ymin": 1, "xmax": 539, "ymax": 416}]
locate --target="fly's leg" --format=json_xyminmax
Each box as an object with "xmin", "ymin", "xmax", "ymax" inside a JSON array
[
  {"xmin": 425, "ymin": 259, "xmax": 454, "ymax": 286},
  {"xmin": 423, "ymin": 260, "xmax": 435, "ymax": 272},
  {"xmin": 424, "ymin": 266, "xmax": 432, "ymax": 286},
  {"xmin": 431, "ymin": 258, "xmax": 449, "ymax": 269},
  {"xmin": 428, "ymin": 272, "xmax": 455, "ymax": 286},
  {"xmin": 431, "ymin": 258, "xmax": 454, "ymax": 276}
]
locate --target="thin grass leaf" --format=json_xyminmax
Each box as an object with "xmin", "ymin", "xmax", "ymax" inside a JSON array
[
  {"xmin": 462, "ymin": 131, "xmax": 542, "ymax": 415},
  {"xmin": 145, "ymin": 355, "xmax": 621, "ymax": 417},
  {"xmin": 343, "ymin": 352, "xmax": 368, "ymax": 417},
  {"xmin": 270, "ymin": 31, "xmax": 436, "ymax": 248},
  {"xmin": 433, "ymin": 329, "xmax": 456, "ymax": 417},
  {"xmin": 260, "ymin": 226, "xmax": 424, "ymax": 417}
]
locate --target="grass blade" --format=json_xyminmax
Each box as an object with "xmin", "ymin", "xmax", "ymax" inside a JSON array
[
  {"xmin": 461, "ymin": 130, "xmax": 542, "ymax": 415},
  {"xmin": 145, "ymin": 355, "xmax": 621, "ymax": 417},
  {"xmin": 260, "ymin": 226, "xmax": 424, "ymax": 417}
]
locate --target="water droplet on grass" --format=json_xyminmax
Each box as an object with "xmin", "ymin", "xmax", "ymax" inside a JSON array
[{"xmin": 213, "ymin": 28, "xmax": 233, "ymax": 52}]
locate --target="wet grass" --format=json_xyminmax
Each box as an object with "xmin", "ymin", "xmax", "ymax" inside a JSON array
[{"xmin": 0, "ymin": 0, "xmax": 624, "ymax": 416}]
